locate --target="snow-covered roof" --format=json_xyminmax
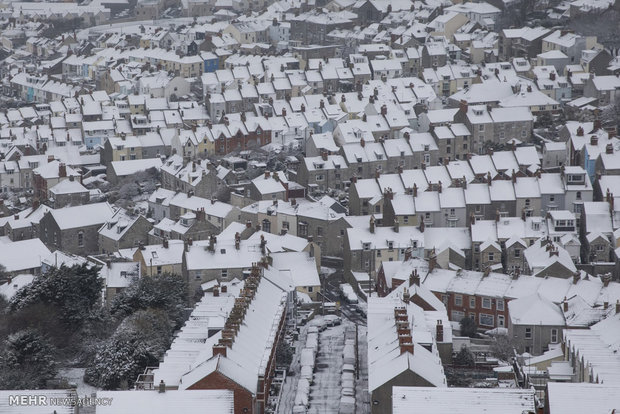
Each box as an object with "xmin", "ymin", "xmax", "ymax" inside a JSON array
[
  {"xmin": 0, "ymin": 239, "xmax": 51, "ymax": 273},
  {"xmin": 96, "ymin": 390, "xmax": 234, "ymax": 414},
  {"xmin": 508, "ymin": 293, "xmax": 565, "ymax": 326},
  {"xmin": 393, "ymin": 387, "xmax": 536, "ymax": 414},
  {"xmin": 48, "ymin": 202, "xmax": 115, "ymax": 230}
]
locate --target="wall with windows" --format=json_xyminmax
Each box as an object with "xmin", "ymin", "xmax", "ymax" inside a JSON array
[{"xmin": 437, "ymin": 291, "xmax": 509, "ymax": 331}]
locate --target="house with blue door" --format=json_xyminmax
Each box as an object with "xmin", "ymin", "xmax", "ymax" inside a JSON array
[{"xmin": 201, "ymin": 52, "xmax": 219, "ymax": 73}]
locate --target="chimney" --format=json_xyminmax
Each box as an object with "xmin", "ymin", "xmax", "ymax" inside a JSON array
[
  {"xmin": 410, "ymin": 270, "xmax": 420, "ymax": 286},
  {"xmin": 495, "ymin": 210, "xmax": 500, "ymax": 222},
  {"xmin": 320, "ymin": 99, "xmax": 325, "ymax": 109},
  {"xmin": 403, "ymin": 287, "xmax": 410, "ymax": 304},
  {"xmin": 158, "ymin": 380, "xmax": 166, "ymax": 393},
  {"xmin": 213, "ymin": 286, "xmax": 220, "ymax": 297},
  {"xmin": 212, "ymin": 343, "xmax": 227, "ymax": 357},
  {"xmin": 400, "ymin": 341, "xmax": 414, "ymax": 355},
  {"xmin": 459, "ymin": 100, "xmax": 468, "ymax": 114},
  {"xmin": 606, "ymin": 143, "xmax": 613, "ymax": 154},
  {"xmin": 381, "ymin": 105, "xmax": 387, "ymax": 116},
  {"xmin": 616, "ymin": 300, "xmax": 620, "ymax": 314},
  {"xmin": 576, "ymin": 126, "xmax": 584, "ymax": 136},
  {"xmin": 235, "ymin": 232, "xmax": 241, "ymax": 250},
  {"xmin": 593, "ymin": 119, "xmax": 602, "ymax": 132},
  {"xmin": 58, "ymin": 163, "xmax": 67, "ymax": 178},
  {"xmin": 550, "ymin": 72, "xmax": 556, "ymax": 81},
  {"xmin": 321, "ymin": 150, "xmax": 328, "ymax": 161},
  {"xmin": 69, "ymin": 175, "xmax": 75, "ymax": 182},
  {"xmin": 591, "ymin": 135, "xmax": 598, "ymax": 146},
  {"xmin": 375, "ymin": 168, "xmax": 380, "ymax": 179},
  {"xmin": 360, "ymin": 138, "xmax": 365, "ymax": 147},
  {"xmin": 573, "ymin": 272, "xmax": 580, "ymax": 285},
  {"xmin": 563, "ymin": 297, "xmax": 568, "ymax": 312},
  {"xmin": 221, "ymin": 284, "xmax": 227, "ymax": 293},
  {"xmin": 47, "ymin": 155, "xmax": 54, "ymax": 163},
  {"xmin": 370, "ymin": 216, "xmax": 375, "ymax": 234},
  {"xmin": 163, "ymin": 238, "xmax": 169, "ymax": 248},
  {"xmin": 437, "ymin": 181, "xmax": 442, "ymax": 193},
  {"xmin": 394, "ymin": 218, "xmax": 399, "ymax": 233},
  {"xmin": 602, "ymin": 273, "xmax": 611, "ymax": 287},
  {"xmin": 350, "ymin": 176, "xmax": 358, "ymax": 184},
  {"xmin": 413, "ymin": 183, "xmax": 418, "ymax": 197},
  {"xmin": 265, "ymin": 171, "xmax": 270, "ymax": 179},
  {"xmin": 436, "ymin": 320, "xmax": 444, "ymax": 342},
  {"xmin": 246, "ymin": 220, "xmax": 252, "ymax": 229}
]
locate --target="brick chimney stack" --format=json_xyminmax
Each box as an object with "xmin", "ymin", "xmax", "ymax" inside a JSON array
[
  {"xmin": 436, "ymin": 320, "xmax": 444, "ymax": 342},
  {"xmin": 58, "ymin": 163, "xmax": 67, "ymax": 178}
]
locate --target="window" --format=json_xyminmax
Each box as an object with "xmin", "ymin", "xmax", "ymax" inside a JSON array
[
  {"xmin": 299, "ymin": 222, "xmax": 308, "ymax": 237},
  {"xmin": 221, "ymin": 269, "xmax": 228, "ymax": 278},
  {"xmin": 576, "ymin": 191, "xmax": 582, "ymax": 200},
  {"xmin": 480, "ymin": 313, "xmax": 494, "ymax": 327},
  {"xmin": 525, "ymin": 327, "xmax": 532, "ymax": 339},
  {"xmin": 441, "ymin": 294, "xmax": 449, "ymax": 306},
  {"xmin": 387, "ymin": 241, "xmax": 394, "ymax": 250},
  {"xmin": 479, "ymin": 124, "xmax": 485, "ymax": 131},
  {"xmin": 482, "ymin": 298, "xmax": 492, "ymax": 309},
  {"xmin": 497, "ymin": 299, "xmax": 504, "ymax": 311},
  {"xmin": 498, "ymin": 315, "xmax": 505, "ymax": 327},
  {"xmin": 551, "ymin": 328, "xmax": 558, "ymax": 343},
  {"xmin": 157, "ymin": 266, "xmax": 162, "ymax": 275},
  {"xmin": 514, "ymin": 249, "xmax": 520, "ymax": 258},
  {"xmin": 469, "ymin": 297, "xmax": 476, "ymax": 308},
  {"xmin": 404, "ymin": 216, "xmax": 409, "ymax": 224},
  {"xmin": 78, "ymin": 231, "xmax": 84, "ymax": 247},
  {"xmin": 454, "ymin": 294, "xmax": 463, "ymax": 306},
  {"xmin": 451, "ymin": 310, "xmax": 465, "ymax": 321},
  {"xmin": 262, "ymin": 219, "xmax": 271, "ymax": 233},
  {"xmin": 424, "ymin": 153, "xmax": 431, "ymax": 164},
  {"xmin": 488, "ymin": 252, "xmax": 494, "ymax": 261},
  {"xmin": 364, "ymin": 259, "xmax": 370, "ymax": 269},
  {"xmin": 317, "ymin": 226, "xmax": 323, "ymax": 237}
]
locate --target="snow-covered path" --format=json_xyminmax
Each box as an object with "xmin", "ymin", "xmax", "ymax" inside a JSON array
[
  {"xmin": 277, "ymin": 325, "xmax": 307, "ymax": 414},
  {"xmin": 308, "ymin": 324, "xmax": 347, "ymax": 413}
]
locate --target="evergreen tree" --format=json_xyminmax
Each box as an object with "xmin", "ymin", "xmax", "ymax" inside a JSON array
[
  {"xmin": 9, "ymin": 264, "xmax": 103, "ymax": 328},
  {"xmin": 0, "ymin": 329, "xmax": 57, "ymax": 389}
]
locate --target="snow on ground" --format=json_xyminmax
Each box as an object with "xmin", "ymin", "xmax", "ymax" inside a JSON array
[
  {"xmin": 308, "ymin": 322, "xmax": 347, "ymax": 413},
  {"xmin": 57, "ymin": 368, "xmax": 101, "ymax": 396},
  {"xmin": 320, "ymin": 267, "xmax": 337, "ymax": 276},
  {"xmin": 277, "ymin": 315, "xmax": 370, "ymax": 413},
  {"xmin": 356, "ymin": 325, "xmax": 370, "ymax": 413},
  {"xmin": 277, "ymin": 325, "xmax": 308, "ymax": 414}
]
